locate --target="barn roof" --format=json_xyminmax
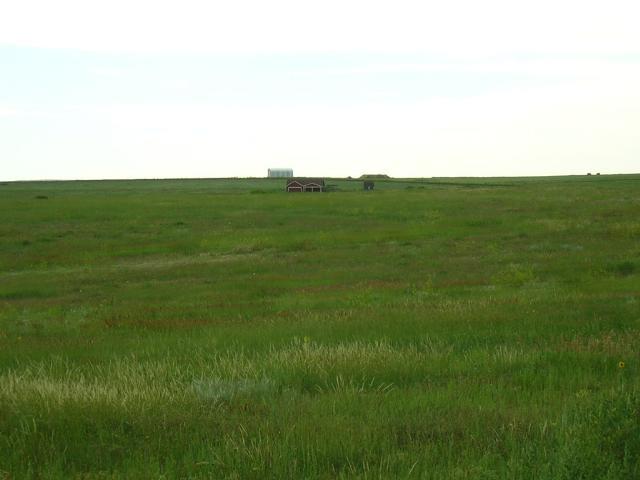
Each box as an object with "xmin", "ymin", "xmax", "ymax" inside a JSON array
[{"xmin": 287, "ymin": 178, "xmax": 325, "ymax": 186}]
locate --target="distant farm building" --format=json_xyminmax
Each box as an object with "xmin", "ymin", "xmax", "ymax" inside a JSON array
[
  {"xmin": 360, "ymin": 174, "xmax": 390, "ymax": 179},
  {"xmin": 286, "ymin": 178, "xmax": 325, "ymax": 192},
  {"xmin": 364, "ymin": 181, "xmax": 374, "ymax": 191},
  {"xmin": 268, "ymin": 168, "xmax": 293, "ymax": 178}
]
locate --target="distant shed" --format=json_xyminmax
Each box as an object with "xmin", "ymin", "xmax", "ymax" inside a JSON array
[
  {"xmin": 268, "ymin": 168, "xmax": 293, "ymax": 178},
  {"xmin": 286, "ymin": 178, "xmax": 325, "ymax": 192}
]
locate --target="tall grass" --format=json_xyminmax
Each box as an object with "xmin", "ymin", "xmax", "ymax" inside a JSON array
[{"xmin": 1, "ymin": 175, "xmax": 639, "ymax": 477}]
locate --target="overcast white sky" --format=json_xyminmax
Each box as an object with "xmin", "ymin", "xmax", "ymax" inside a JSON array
[{"xmin": 1, "ymin": 0, "xmax": 639, "ymax": 180}]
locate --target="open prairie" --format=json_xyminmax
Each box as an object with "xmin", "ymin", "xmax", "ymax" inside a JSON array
[{"xmin": 0, "ymin": 175, "xmax": 639, "ymax": 478}]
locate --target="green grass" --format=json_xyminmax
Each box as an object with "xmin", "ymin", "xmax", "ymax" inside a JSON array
[{"xmin": 0, "ymin": 175, "xmax": 639, "ymax": 478}]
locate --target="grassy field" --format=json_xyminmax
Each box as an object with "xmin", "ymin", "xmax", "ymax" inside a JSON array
[{"xmin": 1, "ymin": 175, "xmax": 639, "ymax": 479}]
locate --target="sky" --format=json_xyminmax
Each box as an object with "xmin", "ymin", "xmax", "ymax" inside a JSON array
[{"xmin": 1, "ymin": 0, "xmax": 639, "ymax": 180}]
